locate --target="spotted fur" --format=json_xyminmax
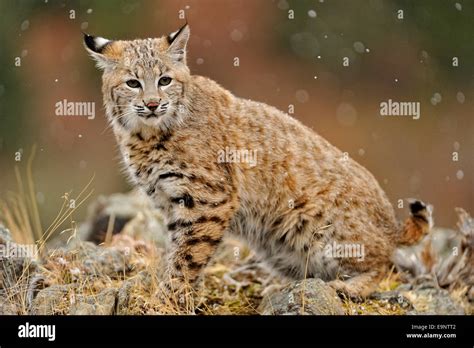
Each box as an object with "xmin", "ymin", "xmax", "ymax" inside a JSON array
[{"xmin": 84, "ymin": 24, "xmax": 432, "ymax": 298}]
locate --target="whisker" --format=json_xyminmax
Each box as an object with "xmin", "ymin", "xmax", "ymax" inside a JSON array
[{"xmin": 100, "ymin": 110, "xmax": 135, "ymax": 135}]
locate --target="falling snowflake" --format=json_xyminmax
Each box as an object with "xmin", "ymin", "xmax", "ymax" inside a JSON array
[
  {"xmin": 290, "ymin": 32, "xmax": 320, "ymax": 59},
  {"xmin": 295, "ymin": 89, "xmax": 309, "ymax": 103},
  {"xmin": 336, "ymin": 103, "xmax": 357, "ymax": 127},
  {"xmin": 308, "ymin": 10, "xmax": 317, "ymax": 18},
  {"xmin": 230, "ymin": 29, "xmax": 243, "ymax": 42},
  {"xmin": 36, "ymin": 192, "xmax": 45, "ymax": 204},
  {"xmin": 353, "ymin": 41, "xmax": 365, "ymax": 53},
  {"xmin": 277, "ymin": 0, "xmax": 289, "ymax": 10},
  {"xmin": 431, "ymin": 92, "xmax": 442, "ymax": 105},
  {"xmin": 21, "ymin": 20, "xmax": 30, "ymax": 31}
]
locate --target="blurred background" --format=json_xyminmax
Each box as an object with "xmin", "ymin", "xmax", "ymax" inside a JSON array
[{"xmin": 0, "ymin": 0, "xmax": 472, "ymax": 235}]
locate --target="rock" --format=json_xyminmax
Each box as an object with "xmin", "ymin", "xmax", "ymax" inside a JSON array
[
  {"xmin": 69, "ymin": 288, "xmax": 117, "ymax": 315},
  {"xmin": 0, "ymin": 225, "xmax": 41, "ymax": 314},
  {"xmin": 403, "ymin": 288, "xmax": 465, "ymax": 315},
  {"xmin": 116, "ymin": 281, "xmax": 134, "ymax": 315},
  {"xmin": 68, "ymin": 302, "xmax": 95, "ymax": 315},
  {"xmin": 116, "ymin": 278, "xmax": 138, "ymax": 315},
  {"xmin": 48, "ymin": 190, "xmax": 168, "ymax": 248},
  {"xmin": 0, "ymin": 295, "xmax": 19, "ymax": 314},
  {"xmin": 0, "ymin": 225, "xmax": 12, "ymax": 244},
  {"xmin": 116, "ymin": 271, "xmax": 151, "ymax": 314},
  {"xmin": 75, "ymin": 242, "xmax": 132, "ymax": 277},
  {"xmin": 45, "ymin": 240, "xmax": 134, "ymax": 279},
  {"xmin": 30, "ymin": 285, "xmax": 73, "ymax": 315},
  {"xmin": 1, "ymin": 257, "xmax": 32, "ymax": 290},
  {"xmin": 369, "ymin": 291, "xmax": 413, "ymax": 310},
  {"xmin": 258, "ymin": 278, "xmax": 345, "ymax": 315},
  {"xmin": 0, "ymin": 225, "xmax": 38, "ymax": 291}
]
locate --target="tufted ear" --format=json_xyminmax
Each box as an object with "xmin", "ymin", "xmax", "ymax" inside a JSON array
[
  {"xmin": 166, "ymin": 24, "xmax": 190, "ymax": 64},
  {"xmin": 83, "ymin": 33, "xmax": 121, "ymax": 70}
]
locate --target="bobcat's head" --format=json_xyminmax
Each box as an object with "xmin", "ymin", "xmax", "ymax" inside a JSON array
[{"xmin": 84, "ymin": 24, "xmax": 191, "ymax": 132}]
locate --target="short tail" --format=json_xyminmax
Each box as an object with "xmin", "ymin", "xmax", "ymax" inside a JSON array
[{"xmin": 397, "ymin": 199, "xmax": 434, "ymax": 246}]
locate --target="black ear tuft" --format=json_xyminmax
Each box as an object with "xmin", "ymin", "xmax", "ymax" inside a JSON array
[
  {"xmin": 167, "ymin": 23, "xmax": 188, "ymax": 45},
  {"xmin": 83, "ymin": 33, "xmax": 110, "ymax": 53},
  {"xmin": 84, "ymin": 33, "xmax": 98, "ymax": 52}
]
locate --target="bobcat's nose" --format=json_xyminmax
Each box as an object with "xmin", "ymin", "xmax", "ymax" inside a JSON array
[{"xmin": 145, "ymin": 101, "xmax": 159, "ymax": 112}]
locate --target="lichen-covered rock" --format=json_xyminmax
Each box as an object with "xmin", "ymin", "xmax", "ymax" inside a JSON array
[
  {"xmin": 369, "ymin": 290, "xmax": 414, "ymax": 310},
  {"xmin": 30, "ymin": 285, "xmax": 73, "ymax": 315},
  {"xmin": 116, "ymin": 271, "xmax": 151, "ymax": 314},
  {"xmin": 0, "ymin": 225, "xmax": 38, "ymax": 291},
  {"xmin": 75, "ymin": 242, "xmax": 133, "ymax": 277},
  {"xmin": 48, "ymin": 190, "xmax": 168, "ymax": 249},
  {"xmin": 0, "ymin": 225, "xmax": 12, "ymax": 244},
  {"xmin": 0, "ymin": 295, "xmax": 19, "ymax": 314},
  {"xmin": 1, "ymin": 257, "xmax": 32, "ymax": 290},
  {"xmin": 69, "ymin": 288, "xmax": 117, "ymax": 315},
  {"xmin": 403, "ymin": 287, "xmax": 465, "ymax": 315},
  {"xmin": 258, "ymin": 278, "xmax": 345, "ymax": 315}
]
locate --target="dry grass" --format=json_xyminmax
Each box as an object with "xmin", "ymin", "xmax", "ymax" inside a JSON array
[
  {"xmin": 1, "ymin": 150, "xmax": 470, "ymax": 315},
  {"xmin": 34, "ymin": 234, "xmax": 421, "ymax": 315},
  {"xmin": 0, "ymin": 147, "xmax": 94, "ymax": 314},
  {"xmin": 35, "ymin": 233, "xmax": 269, "ymax": 315}
]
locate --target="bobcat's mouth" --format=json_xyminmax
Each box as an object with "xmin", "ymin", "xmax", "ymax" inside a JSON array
[
  {"xmin": 140, "ymin": 113, "xmax": 158, "ymax": 119},
  {"xmin": 137, "ymin": 102, "xmax": 170, "ymax": 119}
]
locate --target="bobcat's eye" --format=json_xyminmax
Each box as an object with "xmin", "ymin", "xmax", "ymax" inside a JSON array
[
  {"xmin": 158, "ymin": 76, "xmax": 172, "ymax": 87},
  {"xmin": 126, "ymin": 79, "xmax": 141, "ymax": 88}
]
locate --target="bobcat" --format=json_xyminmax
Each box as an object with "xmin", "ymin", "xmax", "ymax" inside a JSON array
[{"xmin": 84, "ymin": 24, "xmax": 432, "ymax": 299}]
